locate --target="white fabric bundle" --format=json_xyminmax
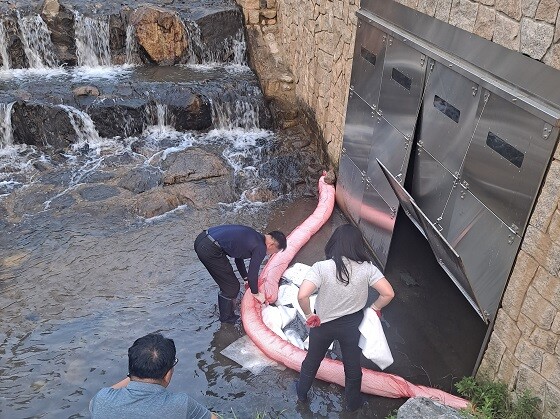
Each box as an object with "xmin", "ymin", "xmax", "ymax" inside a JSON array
[
  {"xmin": 358, "ymin": 308, "xmax": 393, "ymax": 370},
  {"xmin": 281, "ymin": 263, "xmax": 311, "ymax": 286},
  {"xmin": 276, "ymin": 283, "xmax": 299, "ymax": 306}
]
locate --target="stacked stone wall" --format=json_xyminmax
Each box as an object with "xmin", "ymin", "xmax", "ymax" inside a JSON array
[{"xmin": 236, "ymin": 0, "xmax": 560, "ymax": 416}]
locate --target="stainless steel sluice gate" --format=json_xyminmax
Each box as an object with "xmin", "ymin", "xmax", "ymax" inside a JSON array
[{"xmin": 337, "ymin": 0, "xmax": 560, "ymax": 323}]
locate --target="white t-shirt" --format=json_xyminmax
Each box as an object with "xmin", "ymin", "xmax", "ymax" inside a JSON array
[{"xmin": 305, "ymin": 257, "xmax": 384, "ymax": 324}]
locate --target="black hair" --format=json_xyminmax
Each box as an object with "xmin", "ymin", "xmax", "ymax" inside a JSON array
[
  {"xmin": 128, "ymin": 333, "xmax": 176, "ymax": 380},
  {"xmin": 268, "ymin": 230, "xmax": 287, "ymax": 251},
  {"xmin": 324, "ymin": 224, "xmax": 375, "ymax": 286}
]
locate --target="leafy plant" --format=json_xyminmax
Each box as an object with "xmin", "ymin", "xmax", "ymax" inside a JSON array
[{"xmin": 455, "ymin": 376, "xmax": 541, "ymax": 419}]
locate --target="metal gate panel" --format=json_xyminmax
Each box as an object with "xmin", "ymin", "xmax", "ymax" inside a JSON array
[
  {"xmin": 366, "ymin": 114, "xmax": 410, "ymax": 206},
  {"xmin": 442, "ymin": 185, "xmax": 522, "ymax": 321},
  {"xmin": 342, "ymin": 91, "xmax": 377, "ymax": 173},
  {"xmin": 349, "ymin": 19, "xmax": 387, "ymax": 110},
  {"xmin": 411, "ymin": 144, "xmax": 457, "ymax": 228},
  {"xmin": 377, "ymin": 36, "xmax": 427, "ymax": 139},
  {"xmin": 336, "ymin": 151, "xmax": 365, "ymax": 225},
  {"xmin": 417, "ymin": 61, "xmax": 481, "ymax": 175},
  {"xmin": 358, "ymin": 178, "xmax": 396, "ymax": 268},
  {"xmin": 379, "ymin": 160, "xmax": 485, "ymax": 319},
  {"xmin": 463, "ymin": 91, "xmax": 556, "ymax": 234}
]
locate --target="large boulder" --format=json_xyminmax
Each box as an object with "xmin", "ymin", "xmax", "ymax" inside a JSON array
[{"xmin": 130, "ymin": 5, "xmax": 188, "ymax": 65}]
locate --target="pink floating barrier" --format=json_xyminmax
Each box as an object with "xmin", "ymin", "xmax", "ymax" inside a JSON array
[{"xmin": 240, "ymin": 174, "xmax": 469, "ymax": 409}]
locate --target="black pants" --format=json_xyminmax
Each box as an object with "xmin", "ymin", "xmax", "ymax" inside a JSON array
[
  {"xmin": 298, "ymin": 310, "xmax": 364, "ymax": 410},
  {"xmin": 194, "ymin": 231, "xmax": 240, "ymax": 299}
]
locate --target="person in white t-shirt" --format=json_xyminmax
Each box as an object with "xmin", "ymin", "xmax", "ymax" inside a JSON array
[{"xmin": 296, "ymin": 224, "xmax": 394, "ymax": 412}]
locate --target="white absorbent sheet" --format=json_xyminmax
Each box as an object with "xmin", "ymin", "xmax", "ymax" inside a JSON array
[
  {"xmin": 281, "ymin": 263, "xmax": 311, "ymax": 286},
  {"xmin": 358, "ymin": 308, "xmax": 394, "ymax": 370},
  {"xmin": 221, "ymin": 335, "xmax": 283, "ymax": 375}
]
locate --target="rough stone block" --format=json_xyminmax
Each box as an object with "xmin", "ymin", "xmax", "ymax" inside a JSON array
[
  {"xmin": 522, "ymin": 0, "xmax": 540, "ymax": 17},
  {"xmin": 396, "ymin": 397, "xmax": 463, "ymax": 418},
  {"xmin": 266, "ymin": 0, "xmax": 276, "ymax": 8},
  {"xmin": 520, "ymin": 18, "xmax": 554, "ymax": 60},
  {"xmin": 493, "ymin": 13, "xmax": 520, "ymax": 51},
  {"xmin": 545, "ymin": 382, "xmax": 560, "ymax": 418},
  {"xmin": 248, "ymin": 9, "xmax": 260, "ymax": 24},
  {"xmin": 434, "ymin": 0, "xmax": 453, "ymax": 22},
  {"xmin": 496, "ymin": 0, "xmax": 522, "ymax": 20},
  {"xmin": 493, "ymin": 309, "xmax": 522, "ymax": 351},
  {"xmin": 418, "ymin": 0, "xmax": 438, "ymax": 16},
  {"xmin": 482, "ymin": 334, "xmax": 507, "ymax": 374},
  {"xmin": 449, "ymin": 0, "xmax": 478, "ymax": 32},
  {"xmin": 522, "ymin": 286, "xmax": 556, "ymax": 329},
  {"xmin": 535, "ymin": 0, "xmax": 560, "ymax": 24},
  {"xmin": 552, "ymin": 313, "xmax": 560, "ymax": 335},
  {"xmin": 548, "ymin": 210, "xmax": 560, "ymax": 242},
  {"xmin": 517, "ymin": 313, "xmax": 537, "ymax": 336},
  {"xmin": 501, "ymin": 251, "xmax": 539, "ymax": 319},
  {"xmin": 532, "ymin": 266, "xmax": 560, "ymax": 307},
  {"xmin": 530, "ymin": 327, "xmax": 559, "ymax": 353},
  {"xmin": 542, "ymin": 353, "xmax": 560, "ymax": 384},
  {"xmin": 261, "ymin": 9, "xmax": 276, "ymax": 19},
  {"xmin": 474, "ymin": 5, "xmax": 496, "ymax": 40},
  {"xmin": 515, "ymin": 340, "xmax": 544, "ymax": 370},
  {"xmin": 522, "ymin": 225, "xmax": 559, "ymax": 274},
  {"xmin": 516, "ymin": 366, "xmax": 546, "ymax": 411},
  {"xmin": 496, "ymin": 352, "xmax": 518, "ymax": 388},
  {"xmin": 556, "ymin": 12, "xmax": 560, "ymax": 43},
  {"xmin": 543, "ymin": 44, "xmax": 560, "ymax": 73}
]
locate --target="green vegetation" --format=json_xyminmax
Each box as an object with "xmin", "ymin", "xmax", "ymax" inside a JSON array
[{"xmin": 455, "ymin": 376, "xmax": 541, "ymax": 419}]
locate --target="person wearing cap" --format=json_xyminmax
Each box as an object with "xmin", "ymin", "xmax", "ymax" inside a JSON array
[{"xmin": 194, "ymin": 224, "xmax": 287, "ymax": 323}]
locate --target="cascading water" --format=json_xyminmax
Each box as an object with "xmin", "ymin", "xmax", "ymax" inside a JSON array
[
  {"xmin": 0, "ymin": 20, "xmax": 10, "ymax": 70},
  {"xmin": 125, "ymin": 25, "xmax": 138, "ymax": 65},
  {"xmin": 0, "ymin": 102, "xmax": 14, "ymax": 147},
  {"xmin": 74, "ymin": 12, "xmax": 111, "ymax": 67},
  {"xmin": 0, "ymin": 5, "xmax": 325, "ymax": 418},
  {"xmin": 17, "ymin": 13, "xmax": 58, "ymax": 68},
  {"xmin": 209, "ymin": 84, "xmax": 261, "ymax": 130},
  {"xmin": 59, "ymin": 104, "xmax": 103, "ymax": 150}
]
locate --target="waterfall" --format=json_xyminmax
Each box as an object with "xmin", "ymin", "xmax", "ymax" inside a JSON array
[
  {"xmin": 209, "ymin": 87, "xmax": 261, "ymax": 130},
  {"xmin": 74, "ymin": 12, "xmax": 111, "ymax": 67},
  {"xmin": 0, "ymin": 21, "xmax": 10, "ymax": 70},
  {"xmin": 147, "ymin": 102, "xmax": 175, "ymax": 130},
  {"xmin": 125, "ymin": 25, "xmax": 137, "ymax": 65},
  {"xmin": 17, "ymin": 13, "xmax": 58, "ymax": 68},
  {"xmin": 0, "ymin": 102, "xmax": 14, "ymax": 148},
  {"xmin": 59, "ymin": 105, "xmax": 102, "ymax": 148},
  {"xmin": 183, "ymin": 20, "xmax": 204, "ymax": 64}
]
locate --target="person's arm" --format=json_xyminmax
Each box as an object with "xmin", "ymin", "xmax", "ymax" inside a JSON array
[
  {"xmin": 111, "ymin": 376, "xmax": 130, "ymax": 389},
  {"xmin": 297, "ymin": 280, "xmax": 318, "ymax": 318},
  {"xmin": 370, "ymin": 277, "xmax": 394, "ymax": 311},
  {"xmin": 234, "ymin": 258, "xmax": 247, "ymax": 280},
  {"xmin": 246, "ymin": 248, "xmax": 266, "ymax": 295}
]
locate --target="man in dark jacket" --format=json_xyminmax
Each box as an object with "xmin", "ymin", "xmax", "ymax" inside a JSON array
[{"xmin": 194, "ymin": 224, "xmax": 287, "ymax": 323}]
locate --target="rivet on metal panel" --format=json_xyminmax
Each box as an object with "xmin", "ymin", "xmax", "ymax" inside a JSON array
[
  {"xmin": 396, "ymin": 173, "xmax": 403, "ymax": 182},
  {"xmin": 418, "ymin": 140, "xmax": 423, "ymax": 148},
  {"xmin": 388, "ymin": 38, "xmax": 393, "ymax": 47},
  {"xmin": 435, "ymin": 222, "xmax": 443, "ymax": 232},
  {"xmin": 382, "ymin": 35, "xmax": 386, "ymax": 42},
  {"xmin": 350, "ymin": 85, "xmax": 354, "ymax": 91},
  {"xmin": 342, "ymin": 147, "xmax": 346, "ymax": 153},
  {"xmin": 390, "ymin": 207, "xmax": 397, "ymax": 219},
  {"xmin": 484, "ymin": 92, "xmax": 490, "ymax": 102},
  {"xmin": 460, "ymin": 191, "xmax": 466, "ymax": 199},
  {"xmin": 510, "ymin": 224, "xmax": 519, "ymax": 234},
  {"xmin": 543, "ymin": 125, "xmax": 552, "ymax": 140},
  {"xmin": 508, "ymin": 235, "xmax": 514, "ymax": 245},
  {"xmin": 429, "ymin": 62, "xmax": 434, "ymax": 71},
  {"xmin": 461, "ymin": 180, "xmax": 469, "ymax": 190},
  {"xmin": 472, "ymin": 86, "xmax": 478, "ymax": 96}
]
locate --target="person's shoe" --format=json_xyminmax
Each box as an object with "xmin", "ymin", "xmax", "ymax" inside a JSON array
[{"xmin": 295, "ymin": 380, "xmax": 308, "ymax": 403}]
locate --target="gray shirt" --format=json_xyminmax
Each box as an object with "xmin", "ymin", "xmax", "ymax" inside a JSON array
[
  {"xmin": 90, "ymin": 381, "xmax": 211, "ymax": 419},
  {"xmin": 306, "ymin": 257, "xmax": 384, "ymax": 324}
]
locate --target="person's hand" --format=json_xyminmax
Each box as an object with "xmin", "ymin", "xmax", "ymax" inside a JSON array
[
  {"xmin": 244, "ymin": 280, "xmax": 249, "ymax": 291},
  {"xmin": 305, "ymin": 314, "xmax": 321, "ymax": 327},
  {"xmin": 252, "ymin": 292, "xmax": 266, "ymax": 304},
  {"xmin": 370, "ymin": 306, "xmax": 382, "ymax": 318}
]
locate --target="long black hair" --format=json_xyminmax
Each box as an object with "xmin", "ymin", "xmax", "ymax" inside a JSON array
[{"xmin": 324, "ymin": 224, "xmax": 375, "ymax": 286}]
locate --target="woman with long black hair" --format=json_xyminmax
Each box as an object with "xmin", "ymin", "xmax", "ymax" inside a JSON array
[{"xmin": 296, "ymin": 224, "xmax": 395, "ymax": 411}]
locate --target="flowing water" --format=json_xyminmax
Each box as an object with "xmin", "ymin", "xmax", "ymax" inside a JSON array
[{"xmin": 0, "ymin": 11, "xmax": 360, "ymax": 417}]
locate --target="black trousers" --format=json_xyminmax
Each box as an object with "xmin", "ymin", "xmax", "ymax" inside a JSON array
[
  {"xmin": 194, "ymin": 231, "xmax": 241, "ymax": 299},
  {"xmin": 299, "ymin": 310, "xmax": 364, "ymax": 410}
]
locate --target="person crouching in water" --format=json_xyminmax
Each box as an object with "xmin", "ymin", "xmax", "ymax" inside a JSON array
[
  {"xmin": 194, "ymin": 224, "xmax": 287, "ymax": 323},
  {"xmin": 296, "ymin": 224, "xmax": 395, "ymax": 411}
]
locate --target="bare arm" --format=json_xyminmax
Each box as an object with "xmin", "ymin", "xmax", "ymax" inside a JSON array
[
  {"xmin": 297, "ymin": 280, "xmax": 318, "ymax": 317},
  {"xmin": 370, "ymin": 277, "xmax": 394, "ymax": 310},
  {"xmin": 111, "ymin": 376, "xmax": 130, "ymax": 389}
]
